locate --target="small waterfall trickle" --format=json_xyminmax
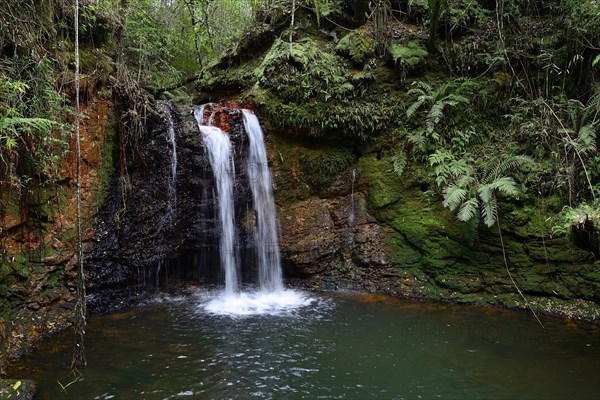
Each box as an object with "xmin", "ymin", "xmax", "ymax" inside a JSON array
[
  {"xmin": 195, "ymin": 114, "xmax": 239, "ymax": 295},
  {"xmin": 348, "ymin": 168, "xmax": 356, "ymax": 225},
  {"xmin": 165, "ymin": 107, "xmax": 177, "ymax": 216},
  {"xmin": 194, "ymin": 106, "xmax": 206, "ymax": 126},
  {"xmin": 242, "ymin": 110, "xmax": 284, "ymax": 293}
]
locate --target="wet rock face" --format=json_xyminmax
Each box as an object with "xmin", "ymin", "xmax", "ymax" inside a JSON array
[
  {"xmin": 278, "ymin": 171, "xmax": 394, "ymax": 293},
  {"xmin": 86, "ymin": 103, "xmax": 255, "ymax": 312},
  {"xmin": 85, "ymin": 101, "xmax": 397, "ymax": 312}
]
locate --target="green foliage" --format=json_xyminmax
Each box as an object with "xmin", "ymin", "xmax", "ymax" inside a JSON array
[
  {"xmin": 0, "ymin": 58, "xmax": 71, "ymax": 189},
  {"xmin": 444, "ymin": 0, "xmax": 488, "ymax": 36},
  {"xmin": 299, "ymin": 148, "xmax": 355, "ymax": 192},
  {"xmin": 256, "ymin": 37, "xmax": 396, "ymax": 139},
  {"xmin": 430, "ymin": 151, "xmax": 532, "ymax": 227},
  {"xmin": 336, "ymin": 28, "xmax": 376, "ymax": 64},
  {"xmin": 258, "ymin": 38, "xmax": 353, "ymax": 102},
  {"xmin": 552, "ymin": 201, "xmax": 600, "ymax": 236},
  {"xmin": 406, "ymin": 80, "xmax": 472, "ymax": 133},
  {"xmin": 559, "ymin": 99, "xmax": 598, "ymax": 158},
  {"xmin": 392, "ymin": 151, "xmax": 407, "ymax": 177},
  {"xmin": 389, "ymin": 42, "xmax": 428, "ymax": 68}
]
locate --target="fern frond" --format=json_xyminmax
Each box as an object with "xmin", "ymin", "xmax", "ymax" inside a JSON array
[
  {"xmin": 457, "ymin": 197, "xmax": 479, "ymax": 222},
  {"xmin": 481, "ymin": 196, "xmax": 498, "ymax": 227},
  {"xmin": 451, "ymin": 158, "xmax": 472, "ymax": 179},
  {"xmin": 0, "ymin": 117, "xmax": 57, "ymax": 132},
  {"xmin": 442, "ymin": 184, "xmax": 467, "ymax": 210},
  {"xmin": 409, "ymin": 81, "xmax": 432, "ymax": 93},
  {"xmin": 577, "ymin": 124, "xmax": 597, "ymax": 154},
  {"xmin": 456, "ymin": 172, "xmax": 475, "ymax": 187},
  {"xmin": 427, "ymin": 102, "xmax": 445, "ymax": 130},
  {"xmin": 428, "ymin": 149, "xmax": 453, "ymax": 166},
  {"xmin": 432, "ymin": 82, "xmax": 451, "ymax": 100},
  {"xmin": 445, "ymin": 93, "xmax": 470, "ymax": 105},
  {"xmin": 406, "ymin": 97, "xmax": 426, "ymax": 119},
  {"xmin": 487, "ymin": 154, "xmax": 533, "ymax": 181},
  {"xmin": 407, "ymin": 130, "xmax": 426, "ymax": 148},
  {"xmin": 478, "ymin": 183, "xmax": 493, "ymax": 203},
  {"xmin": 392, "ymin": 152, "xmax": 407, "ymax": 176},
  {"xmin": 490, "ymin": 176, "xmax": 519, "ymax": 197}
]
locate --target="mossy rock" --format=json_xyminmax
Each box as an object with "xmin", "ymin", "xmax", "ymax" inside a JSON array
[
  {"xmin": 359, "ymin": 154, "xmax": 407, "ymax": 209},
  {"xmin": 270, "ymin": 135, "xmax": 358, "ymax": 202}
]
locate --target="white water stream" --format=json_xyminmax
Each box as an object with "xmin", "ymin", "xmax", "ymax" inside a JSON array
[{"xmin": 195, "ymin": 106, "xmax": 310, "ymax": 315}]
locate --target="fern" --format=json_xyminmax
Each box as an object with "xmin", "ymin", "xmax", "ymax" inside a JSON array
[
  {"xmin": 477, "ymin": 183, "xmax": 493, "ymax": 204},
  {"xmin": 0, "ymin": 116, "xmax": 57, "ymax": 132},
  {"xmin": 406, "ymin": 96, "xmax": 426, "ymax": 120},
  {"xmin": 427, "ymin": 101, "xmax": 445, "ymax": 131},
  {"xmin": 455, "ymin": 172, "xmax": 474, "ymax": 187},
  {"xmin": 457, "ymin": 197, "xmax": 478, "ymax": 222},
  {"xmin": 406, "ymin": 80, "xmax": 471, "ymax": 132},
  {"xmin": 392, "ymin": 151, "xmax": 407, "ymax": 176},
  {"xmin": 577, "ymin": 124, "xmax": 597, "ymax": 154},
  {"xmin": 438, "ymin": 151, "xmax": 527, "ymax": 229},
  {"xmin": 481, "ymin": 196, "xmax": 498, "ymax": 228},
  {"xmin": 489, "ymin": 176, "xmax": 519, "ymax": 197},
  {"xmin": 428, "ymin": 149, "xmax": 453, "ymax": 166},
  {"xmin": 442, "ymin": 184, "xmax": 467, "ymax": 210},
  {"xmin": 407, "ymin": 130, "xmax": 426, "ymax": 148}
]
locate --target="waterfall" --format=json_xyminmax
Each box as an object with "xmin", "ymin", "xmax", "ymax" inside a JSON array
[
  {"xmin": 242, "ymin": 110, "xmax": 284, "ymax": 293},
  {"xmin": 348, "ymin": 168, "xmax": 356, "ymax": 225},
  {"xmin": 195, "ymin": 114, "xmax": 239, "ymax": 295},
  {"xmin": 194, "ymin": 104, "xmax": 311, "ymax": 315},
  {"xmin": 165, "ymin": 107, "xmax": 177, "ymax": 216},
  {"xmin": 194, "ymin": 106, "xmax": 206, "ymax": 126}
]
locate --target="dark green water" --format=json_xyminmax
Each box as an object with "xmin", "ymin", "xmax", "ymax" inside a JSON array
[{"xmin": 9, "ymin": 291, "xmax": 600, "ymax": 399}]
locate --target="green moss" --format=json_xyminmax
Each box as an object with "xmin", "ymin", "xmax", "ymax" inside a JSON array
[
  {"xmin": 299, "ymin": 148, "xmax": 355, "ymax": 193},
  {"xmin": 258, "ymin": 37, "xmax": 353, "ymax": 103},
  {"xmin": 387, "ymin": 233, "xmax": 422, "ymax": 267},
  {"xmin": 35, "ymin": 185, "xmax": 69, "ymax": 221},
  {"xmin": 270, "ymin": 137, "xmax": 356, "ymax": 201},
  {"xmin": 96, "ymin": 126, "xmax": 118, "ymax": 210},
  {"xmin": 251, "ymin": 37, "xmax": 398, "ymax": 140},
  {"xmin": 358, "ymin": 154, "xmax": 406, "ymax": 209}
]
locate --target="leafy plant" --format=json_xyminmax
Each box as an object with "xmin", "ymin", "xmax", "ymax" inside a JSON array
[
  {"xmin": 431, "ymin": 152, "xmax": 532, "ymax": 227},
  {"xmin": 336, "ymin": 28, "xmax": 375, "ymax": 63},
  {"xmin": 0, "ymin": 60, "xmax": 71, "ymax": 189},
  {"xmin": 392, "ymin": 151, "xmax": 408, "ymax": 177},
  {"xmin": 552, "ymin": 201, "xmax": 600, "ymax": 236},
  {"xmin": 406, "ymin": 80, "xmax": 471, "ymax": 133}
]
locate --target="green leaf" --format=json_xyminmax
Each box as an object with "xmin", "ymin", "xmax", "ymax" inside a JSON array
[
  {"xmin": 406, "ymin": 97, "xmax": 425, "ymax": 119},
  {"xmin": 490, "ymin": 176, "xmax": 519, "ymax": 197},
  {"xmin": 392, "ymin": 152, "xmax": 407, "ymax": 176},
  {"xmin": 457, "ymin": 197, "xmax": 479, "ymax": 222},
  {"xmin": 481, "ymin": 197, "xmax": 498, "ymax": 227},
  {"xmin": 443, "ymin": 184, "xmax": 467, "ymax": 210},
  {"xmin": 478, "ymin": 183, "xmax": 493, "ymax": 203},
  {"xmin": 593, "ymin": 53, "xmax": 600, "ymax": 67}
]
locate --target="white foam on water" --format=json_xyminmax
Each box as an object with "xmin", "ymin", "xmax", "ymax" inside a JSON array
[{"xmin": 201, "ymin": 289, "xmax": 315, "ymax": 316}]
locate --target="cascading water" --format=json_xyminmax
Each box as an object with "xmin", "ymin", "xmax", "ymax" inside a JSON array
[
  {"xmin": 195, "ymin": 114, "xmax": 240, "ymax": 296},
  {"xmin": 165, "ymin": 106, "xmax": 177, "ymax": 217},
  {"xmin": 195, "ymin": 104, "xmax": 312, "ymax": 315},
  {"xmin": 242, "ymin": 109, "xmax": 284, "ymax": 293},
  {"xmin": 348, "ymin": 168, "xmax": 356, "ymax": 225}
]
